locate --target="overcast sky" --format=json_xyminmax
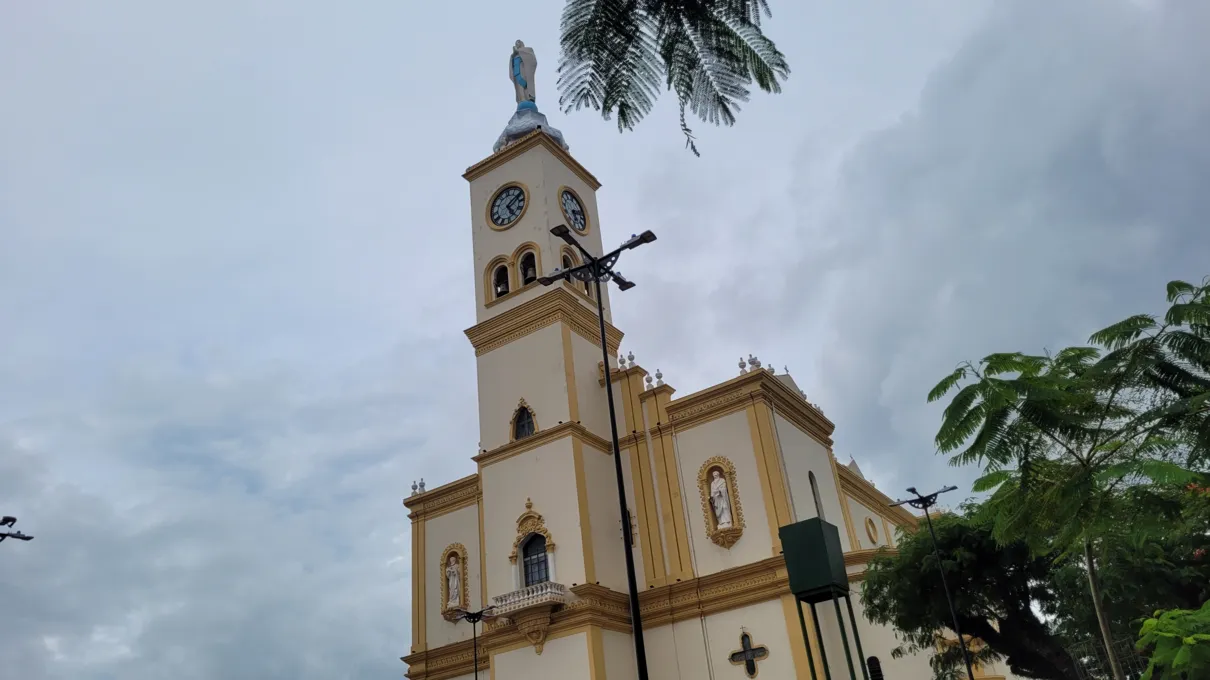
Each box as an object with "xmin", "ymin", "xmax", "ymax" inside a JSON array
[{"xmin": 2, "ymin": 1, "xmax": 1207, "ymax": 678}]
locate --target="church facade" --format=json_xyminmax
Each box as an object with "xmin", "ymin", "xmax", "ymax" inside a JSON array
[{"xmin": 402, "ymin": 48, "xmax": 1016, "ymax": 680}]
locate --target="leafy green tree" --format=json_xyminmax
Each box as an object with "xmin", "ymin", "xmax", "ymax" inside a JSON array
[
  {"xmin": 929, "ymin": 279, "xmax": 1210, "ymax": 680},
  {"xmin": 557, "ymin": 0, "xmax": 790, "ymax": 155},
  {"xmin": 861, "ymin": 509, "xmax": 1080, "ymax": 679},
  {"xmin": 1136, "ymin": 600, "xmax": 1210, "ymax": 680}
]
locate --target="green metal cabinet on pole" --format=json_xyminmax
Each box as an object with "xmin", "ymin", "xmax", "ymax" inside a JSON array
[{"xmin": 780, "ymin": 518, "xmax": 871, "ymax": 680}]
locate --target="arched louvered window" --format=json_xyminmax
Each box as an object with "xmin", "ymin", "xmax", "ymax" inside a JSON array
[
  {"xmin": 493, "ymin": 264, "xmax": 510, "ymax": 298},
  {"xmin": 521, "ymin": 534, "xmax": 549, "ymax": 586},
  {"xmin": 513, "ymin": 406, "xmax": 535, "ymax": 440},
  {"xmin": 519, "ymin": 251, "xmax": 538, "ymax": 285},
  {"xmin": 809, "ymin": 471, "xmax": 827, "ymax": 521},
  {"xmin": 867, "ymin": 656, "xmax": 884, "ymax": 680}
]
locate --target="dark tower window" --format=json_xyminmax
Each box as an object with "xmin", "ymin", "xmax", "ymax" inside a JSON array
[
  {"xmin": 493, "ymin": 265, "xmax": 510, "ymax": 298},
  {"xmin": 522, "ymin": 534, "xmax": 549, "ymax": 586},
  {"xmin": 513, "ymin": 407, "xmax": 535, "ymax": 440},
  {"xmin": 867, "ymin": 656, "xmax": 884, "ymax": 680},
  {"xmin": 520, "ymin": 252, "xmax": 537, "ymax": 285}
]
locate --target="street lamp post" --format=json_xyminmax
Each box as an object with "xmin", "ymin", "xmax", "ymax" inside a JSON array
[
  {"xmin": 453, "ymin": 606, "xmax": 496, "ymax": 680},
  {"xmin": 890, "ymin": 486, "xmax": 976, "ymax": 680},
  {"xmin": 0, "ymin": 516, "xmax": 34, "ymax": 544},
  {"xmin": 538, "ymin": 224, "xmax": 656, "ymax": 680}
]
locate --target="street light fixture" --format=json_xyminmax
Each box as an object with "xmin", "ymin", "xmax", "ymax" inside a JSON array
[
  {"xmin": 0, "ymin": 515, "xmax": 34, "ymax": 543},
  {"xmin": 890, "ymin": 486, "xmax": 976, "ymax": 680},
  {"xmin": 537, "ymin": 224, "xmax": 656, "ymax": 680},
  {"xmin": 452, "ymin": 605, "xmax": 497, "ymax": 680}
]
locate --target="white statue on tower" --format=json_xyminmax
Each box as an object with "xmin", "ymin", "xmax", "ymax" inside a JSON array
[
  {"xmin": 446, "ymin": 554, "xmax": 461, "ymax": 607},
  {"xmin": 710, "ymin": 469, "xmax": 733, "ymax": 529},
  {"xmin": 510, "ymin": 40, "xmax": 538, "ymax": 109}
]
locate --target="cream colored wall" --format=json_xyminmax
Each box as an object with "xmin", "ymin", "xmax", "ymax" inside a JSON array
[
  {"xmin": 673, "ymin": 410, "xmax": 774, "ymax": 577},
  {"xmin": 569, "ymin": 331, "xmax": 612, "ymax": 440},
  {"xmin": 846, "ymin": 498, "xmax": 893, "ymax": 551},
  {"xmin": 476, "ymin": 323, "xmax": 569, "ymax": 452},
  {"xmin": 703, "ymin": 599, "xmax": 796, "ymax": 678},
  {"xmin": 585, "ymin": 445, "xmax": 642, "ymax": 590},
  {"xmin": 773, "ymin": 412, "xmax": 853, "ymax": 552},
  {"xmin": 645, "ymin": 619, "xmax": 711, "ymax": 679},
  {"xmin": 492, "ymin": 630, "xmax": 592, "ymax": 680},
  {"xmin": 480, "ymin": 438, "xmax": 586, "ymax": 596},
  {"xmin": 602, "ymin": 630, "xmax": 638, "ymax": 680},
  {"xmin": 422, "ymin": 504, "xmax": 482, "ymax": 648},
  {"xmin": 468, "ymin": 144, "xmax": 612, "ymax": 324}
]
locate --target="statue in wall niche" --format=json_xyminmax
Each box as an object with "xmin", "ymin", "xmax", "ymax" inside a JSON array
[
  {"xmin": 446, "ymin": 554, "xmax": 461, "ymax": 608},
  {"xmin": 710, "ymin": 468, "xmax": 733, "ymax": 529}
]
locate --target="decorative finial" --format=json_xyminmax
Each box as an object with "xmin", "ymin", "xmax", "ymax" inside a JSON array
[
  {"xmin": 768, "ymin": 364, "xmax": 776, "ymax": 375},
  {"xmin": 411, "ymin": 480, "xmax": 418, "ymax": 496},
  {"xmin": 627, "ymin": 350, "xmax": 635, "ymax": 367},
  {"xmin": 418, "ymin": 478, "xmax": 426, "ymax": 493},
  {"xmin": 739, "ymin": 357, "xmax": 747, "ymax": 374},
  {"xmin": 525, "ymin": 498, "xmax": 533, "ymax": 510},
  {"xmin": 655, "ymin": 369, "xmax": 664, "ymax": 387},
  {"xmin": 748, "ymin": 354, "xmax": 761, "ymax": 369},
  {"xmin": 645, "ymin": 374, "xmax": 654, "ymax": 389},
  {"xmin": 618, "ymin": 353, "xmax": 626, "ymax": 369}
]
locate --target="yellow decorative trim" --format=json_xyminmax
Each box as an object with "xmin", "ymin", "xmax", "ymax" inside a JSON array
[
  {"xmin": 865, "ymin": 517, "xmax": 880, "ymax": 545},
  {"xmin": 405, "ymin": 474, "xmax": 481, "ymax": 521},
  {"xmin": 747, "ymin": 404, "xmax": 785, "ymax": 555},
  {"xmin": 416, "ymin": 519, "xmax": 427, "ymax": 650},
  {"xmin": 832, "ymin": 454, "xmax": 861, "ymax": 550},
  {"xmin": 475, "ymin": 421, "xmax": 611, "ymax": 469},
  {"xmin": 463, "ymin": 129, "xmax": 602, "ymax": 190},
  {"xmin": 844, "ymin": 547, "xmax": 895, "ymax": 568},
  {"xmin": 587, "ymin": 626, "xmax": 607, "ymax": 680},
  {"xmin": 439, "ymin": 543, "xmax": 470, "ymax": 621},
  {"xmin": 560, "ymin": 323, "xmax": 580, "ymax": 423},
  {"xmin": 411, "ymin": 517, "xmax": 423, "ymax": 652},
  {"xmin": 754, "ymin": 399, "xmax": 795, "ymax": 534},
  {"xmin": 697, "ymin": 456, "xmax": 746, "ymax": 549},
  {"xmin": 638, "ymin": 555, "xmax": 788, "ymax": 627},
  {"xmin": 478, "ymin": 497, "xmax": 488, "ymax": 606},
  {"xmin": 485, "ymin": 182, "xmax": 531, "ymax": 231},
  {"xmin": 666, "ymin": 369, "xmax": 834, "ymax": 448},
  {"xmin": 465, "ymin": 287, "xmax": 623, "ymax": 357},
  {"xmin": 509, "ymin": 398, "xmax": 538, "ymax": 443},
  {"xmin": 508, "ymin": 498, "xmax": 556, "ymax": 564},
  {"xmin": 837, "ymin": 463, "xmax": 919, "ymax": 529},
  {"xmin": 572, "ymin": 438, "xmax": 597, "ymax": 584},
  {"xmin": 557, "ymin": 185, "xmax": 591, "ymax": 235}
]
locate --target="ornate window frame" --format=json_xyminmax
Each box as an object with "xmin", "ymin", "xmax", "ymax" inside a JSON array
[
  {"xmin": 439, "ymin": 542, "xmax": 470, "ymax": 621},
  {"xmin": 697, "ymin": 456, "xmax": 746, "ymax": 549},
  {"xmin": 509, "ymin": 498, "xmax": 557, "ymax": 588},
  {"xmin": 510, "ymin": 398, "xmax": 538, "ymax": 442}
]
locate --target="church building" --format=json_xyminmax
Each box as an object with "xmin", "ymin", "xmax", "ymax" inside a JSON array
[{"xmin": 401, "ymin": 42, "xmax": 1016, "ymax": 680}]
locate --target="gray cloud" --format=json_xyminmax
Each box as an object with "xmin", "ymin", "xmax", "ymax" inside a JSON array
[{"xmin": 3, "ymin": 0, "xmax": 1207, "ymax": 677}]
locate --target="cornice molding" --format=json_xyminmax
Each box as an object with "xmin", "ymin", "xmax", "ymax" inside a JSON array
[
  {"xmin": 474, "ymin": 421, "xmax": 613, "ymax": 468},
  {"xmin": 404, "ymin": 474, "xmax": 481, "ymax": 521},
  {"xmin": 836, "ymin": 464, "xmax": 919, "ymax": 529},
  {"xmin": 660, "ymin": 369, "xmax": 834, "ymax": 447},
  {"xmin": 843, "ymin": 547, "xmax": 897, "ymax": 567},
  {"xmin": 405, "ymin": 554, "xmax": 878, "ymax": 679},
  {"xmin": 462, "ymin": 130, "xmax": 602, "ymax": 191},
  {"xmin": 465, "ymin": 287, "xmax": 623, "ymax": 357}
]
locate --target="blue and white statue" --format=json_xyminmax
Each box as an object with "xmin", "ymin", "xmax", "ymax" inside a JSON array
[
  {"xmin": 493, "ymin": 40, "xmax": 569, "ymax": 153},
  {"xmin": 510, "ymin": 40, "xmax": 538, "ymax": 110}
]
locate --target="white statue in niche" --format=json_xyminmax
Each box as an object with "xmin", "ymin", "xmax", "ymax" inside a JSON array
[
  {"xmin": 710, "ymin": 469, "xmax": 733, "ymax": 529},
  {"xmin": 446, "ymin": 554, "xmax": 461, "ymax": 608}
]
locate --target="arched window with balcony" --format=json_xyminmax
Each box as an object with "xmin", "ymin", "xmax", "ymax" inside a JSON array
[{"xmin": 521, "ymin": 534, "xmax": 549, "ymax": 586}]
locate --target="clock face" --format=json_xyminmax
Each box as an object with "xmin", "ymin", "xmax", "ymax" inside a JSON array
[
  {"xmin": 560, "ymin": 189, "xmax": 588, "ymax": 233},
  {"xmin": 490, "ymin": 185, "xmax": 526, "ymax": 227}
]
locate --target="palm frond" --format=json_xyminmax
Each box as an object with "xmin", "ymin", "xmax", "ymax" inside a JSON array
[{"xmin": 1089, "ymin": 314, "xmax": 1158, "ymax": 350}]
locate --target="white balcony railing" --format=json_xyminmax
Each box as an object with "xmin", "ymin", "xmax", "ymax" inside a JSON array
[{"xmin": 491, "ymin": 581, "xmax": 568, "ymax": 616}]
